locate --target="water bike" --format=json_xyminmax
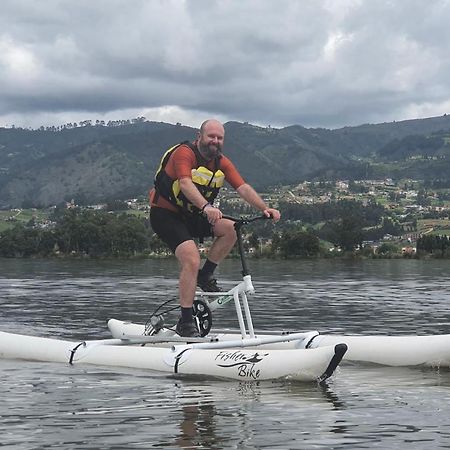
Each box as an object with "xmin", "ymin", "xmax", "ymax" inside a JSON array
[
  {"xmin": 108, "ymin": 215, "xmax": 450, "ymax": 370},
  {"xmin": 0, "ymin": 215, "xmax": 347, "ymax": 383}
]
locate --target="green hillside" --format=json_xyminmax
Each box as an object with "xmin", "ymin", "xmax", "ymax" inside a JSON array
[{"xmin": 1, "ymin": 114, "xmax": 450, "ymax": 208}]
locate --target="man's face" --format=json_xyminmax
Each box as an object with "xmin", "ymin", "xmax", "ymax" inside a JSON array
[{"xmin": 198, "ymin": 123, "xmax": 224, "ymax": 160}]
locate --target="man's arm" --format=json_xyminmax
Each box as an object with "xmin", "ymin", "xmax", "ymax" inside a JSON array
[
  {"xmin": 179, "ymin": 177, "xmax": 280, "ymax": 224},
  {"xmin": 237, "ymin": 184, "xmax": 281, "ymax": 222},
  {"xmin": 179, "ymin": 177, "xmax": 223, "ymax": 224},
  {"xmin": 179, "ymin": 177, "xmax": 210, "ymax": 210}
]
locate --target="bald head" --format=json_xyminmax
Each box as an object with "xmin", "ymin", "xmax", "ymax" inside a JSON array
[
  {"xmin": 200, "ymin": 119, "xmax": 225, "ymax": 135},
  {"xmin": 197, "ymin": 119, "xmax": 225, "ymax": 160}
]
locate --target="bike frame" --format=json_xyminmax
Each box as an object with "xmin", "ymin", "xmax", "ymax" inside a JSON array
[{"xmin": 196, "ymin": 214, "xmax": 268, "ymax": 339}]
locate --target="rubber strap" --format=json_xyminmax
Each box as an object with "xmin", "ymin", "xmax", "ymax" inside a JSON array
[
  {"xmin": 317, "ymin": 343, "xmax": 348, "ymax": 384},
  {"xmin": 174, "ymin": 348, "xmax": 190, "ymax": 374},
  {"xmin": 69, "ymin": 342, "xmax": 86, "ymax": 365}
]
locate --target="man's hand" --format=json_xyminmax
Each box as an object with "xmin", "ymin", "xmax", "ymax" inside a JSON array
[
  {"xmin": 203, "ymin": 204, "xmax": 222, "ymax": 225},
  {"xmin": 236, "ymin": 184, "xmax": 281, "ymax": 223},
  {"xmin": 263, "ymin": 208, "xmax": 281, "ymax": 223}
]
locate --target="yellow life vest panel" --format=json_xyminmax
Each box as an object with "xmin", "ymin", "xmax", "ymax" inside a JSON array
[{"xmin": 153, "ymin": 142, "xmax": 224, "ymax": 213}]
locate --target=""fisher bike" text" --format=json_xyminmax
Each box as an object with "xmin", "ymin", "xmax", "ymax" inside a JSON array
[{"xmin": 215, "ymin": 351, "xmax": 268, "ymax": 380}]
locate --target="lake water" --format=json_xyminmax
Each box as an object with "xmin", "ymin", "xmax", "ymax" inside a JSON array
[{"xmin": 1, "ymin": 257, "xmax": 450, "ymax": 449}]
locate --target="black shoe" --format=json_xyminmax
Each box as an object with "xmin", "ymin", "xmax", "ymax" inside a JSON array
[
  {"xmin": 197, "ymin": 271, "xmax": 223, "ymax": 292},
  {"xmin": 176, "ymin": 318, "xmax": 200, "ymax": 338}
]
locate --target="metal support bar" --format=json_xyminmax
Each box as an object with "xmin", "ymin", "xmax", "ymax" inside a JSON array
[
  {"xmin": 240, "ymin": 291, "xmax": 255, "ymax": 338},
  {"xmin": 172, "ymin": 330, "xmax": 320, "ymax": 352},
  {"xmin": 233, "ymin": 289, "xmax": 248, "ymax": 339},
  {"xmin": 234, "ymin": 222, "xmax": 250, "ymax": 276}
]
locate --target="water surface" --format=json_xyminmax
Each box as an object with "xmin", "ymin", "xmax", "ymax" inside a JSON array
[{"xmin": 1, "ymin": 258, "xmax": 450, "ymax": 449}]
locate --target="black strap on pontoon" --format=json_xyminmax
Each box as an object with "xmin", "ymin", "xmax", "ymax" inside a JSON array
[
  {"xmin": 69, "ymin": 342, "xmax": 86, "ymax": 365},
  {"xmin": 317, "ymin": 343, "xmax": 348, "ymax": 385},
  {"xmin": 305, "ymin": 334, "xmax": 319, "ymax": 349},
  {"xmin": 174, "ymin": 348, "xmax": 191, "ymax": 374}
]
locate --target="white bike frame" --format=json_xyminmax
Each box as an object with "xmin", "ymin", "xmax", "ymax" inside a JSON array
[
  {"xmin": 197, "ymin": 274, "xmax": 256, "ymax": 339},
  {"xmin": 195, "ymin": 214, "xmax": 267, "ymax": 339}
]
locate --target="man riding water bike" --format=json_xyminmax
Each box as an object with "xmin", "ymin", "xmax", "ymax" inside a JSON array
[{"xmin": 149, "ymin": 119, "xmax": 280, "ymax": 337}]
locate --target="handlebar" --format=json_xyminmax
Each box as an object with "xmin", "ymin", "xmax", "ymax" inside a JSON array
[{"xmin": 222, "ymin": 214, "xmax": 272, "ymax": 226}]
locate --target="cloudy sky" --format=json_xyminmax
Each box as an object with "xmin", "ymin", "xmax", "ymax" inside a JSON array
[{"xmin": 1, "ymin": 0, "xmax": 449, "ymax": 130}]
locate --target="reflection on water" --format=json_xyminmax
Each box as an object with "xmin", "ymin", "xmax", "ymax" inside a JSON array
[{"xmin": 1, "ymin": 257, "xmax": 450, "ymax": 448}]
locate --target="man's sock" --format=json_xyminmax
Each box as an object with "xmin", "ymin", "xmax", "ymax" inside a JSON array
[
  {"xmin": 181, "ymin": 306, "xmax": 193, "ymax": 323},
  {"xmin": 199, "ymin": 259, "xmax": 218, "ymax": 277}
]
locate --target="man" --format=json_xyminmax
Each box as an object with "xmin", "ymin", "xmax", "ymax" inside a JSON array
[{"xmin": 149, "ymin": 119, "xmax": 280, "ymax": 337}]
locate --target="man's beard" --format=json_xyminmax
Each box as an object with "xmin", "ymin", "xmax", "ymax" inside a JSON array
[{"xmin": 198, "ymin": 141, "xmax": 222, "ymax": 160}]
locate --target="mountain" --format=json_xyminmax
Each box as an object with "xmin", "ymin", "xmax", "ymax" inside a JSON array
[
  {"xmin": 281, "ymin": 114, "xmax": 450, "ymax": 157},
  {"xmin": 0, "ymin": 122, "xmax": 195, "ymax": 208},
  {"xmin": 1, "ymin": 114, "xmax": 450, "ymax": 208},
  {"xmin": 377, "ymin": 131, "xmax": 450, "ymax": 160}
]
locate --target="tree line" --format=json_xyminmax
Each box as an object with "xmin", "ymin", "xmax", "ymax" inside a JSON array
[
  {"xmin": 0, "ymin": 208, "xmax": 154, "ymax": 258},
  {"xmin": 1, "ymin": 202, "xmax": 449, "ymax": 259},
  {"xmin": 0, "ymin": 206, "xmax": 332, "ymax": 258},
  {"xmin": 6, "ymin": 117, "xmax": 147, "ymax": 132},
  {"xmin": 417, "ymin": 234, "xmax": 450, "ymax": 257}
]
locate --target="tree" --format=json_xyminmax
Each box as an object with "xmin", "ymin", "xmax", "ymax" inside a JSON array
[
  {"xmin": 377, "ymin": 243, "xmax": 399, "ymax": 256},
  {"xmin": 106, "ymin": 199, "xmax": 129, "ymax": 211},
  {"xmin": 320, "ymin": 214, "xmax": 364, "ymax": 252},
  {"xmin": 275, "ymin": 229, "xmax": 321, "ymax": 257},
  {"xmin": 417, "ymin": 189, "xmax": 431, "ymax": 206},
  {"xmin": 417, "ymin": 234, "xmax": 450, "ymax": 256}
]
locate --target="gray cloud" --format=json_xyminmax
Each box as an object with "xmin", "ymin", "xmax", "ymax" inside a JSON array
[{"xmin": 1, "ymin": 0, "xmax": 449, "ymax": 129}]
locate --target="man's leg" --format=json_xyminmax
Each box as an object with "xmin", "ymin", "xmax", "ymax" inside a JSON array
[
  {"xmin": 150, "ymin": 208, "xmax": 202, "ymax": 337},
  {"xmin": 174, "ymin": 240, "xmax": 201, "ymax": 337},
  {"xmin": 175, "ymin": 240, "xmax": 201, "ymax": 307},
  {"xmin": 208, "ymin": 218, "xmax": 237, "ymax": 263},
  {"xmin": 198, "ymin": 218, "xmax": 236, "ymax": 291}
]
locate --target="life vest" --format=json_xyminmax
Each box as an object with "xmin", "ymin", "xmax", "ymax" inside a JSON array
[{"xmin": 153, "ymin": 141, "xmax": 225, "ymax": 213}]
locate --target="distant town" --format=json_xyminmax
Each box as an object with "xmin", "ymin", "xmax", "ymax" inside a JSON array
[
  {"xmin": 1, "ymin": 178, "xmax": 449, "ymax": 258},
  {"xmin": 221, "ymin": 178, "xmax": 450, "ymax": 255}
]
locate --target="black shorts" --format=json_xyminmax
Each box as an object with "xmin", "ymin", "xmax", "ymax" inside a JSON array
[{"xmin": 150, "ymin": 207, "xmax": 213, "ymax": 253}]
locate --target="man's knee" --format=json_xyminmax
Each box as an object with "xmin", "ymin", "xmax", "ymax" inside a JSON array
[
  {"xmin": 183, "ymin": 252, "xmax": 201, "ymax": 271},
  {"xmin": 215, "ymin": 219, "xmax": 237, "ymax": 240},
  {"xmin": 175, "ymin": 241, "xmax": 201, "ymax": 271}
]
